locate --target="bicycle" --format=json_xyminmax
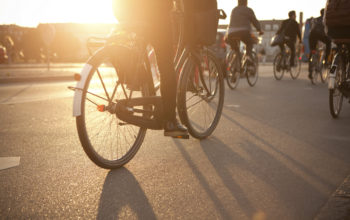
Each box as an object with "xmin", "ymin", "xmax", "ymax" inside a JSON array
[
  {"xmin": 69, "ymin": 1, "xmax": 226, "ymax": 169},
  {"xmin": 328, "ymin": 40, "xmax": 350, "ymax": 118},
  {"xmin": 225, "ymin": 34, "xmax": 261, "ymax": 89},
  {"xmin": 273, "ymin": 44, "xmax": 301, "ymax": 80},
  {"xmin": 309, "ymin": 44, "xmax": 329, "ymax": 84}
]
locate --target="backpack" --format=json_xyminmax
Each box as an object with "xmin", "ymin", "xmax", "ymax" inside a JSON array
[
  {"xmin": 324, "ymin": 0, "xmax": 350, "ymax": 27},
  {"xmin": 310, "ymin": 17, "xmax": 325, "ymax": 34},
  {"xmin": 184, "ymin": 0, "xmax": 219, "ymax": 46}
]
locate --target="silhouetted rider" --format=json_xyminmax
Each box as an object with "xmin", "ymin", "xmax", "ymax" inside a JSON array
[
  {"xmin": 277, "ymin": 10, "xmax": 301, "ymax": 67},
  {"xmin": 226, "ymin": 0, "xmax": 263, "ymax": 62},
  {"xmin": 308, "ymin": 8, "xmax": 331, "ymax": 80},
  {"xmin": 112, "ymin": 0, "xmax": 188, "ymax": 137}
]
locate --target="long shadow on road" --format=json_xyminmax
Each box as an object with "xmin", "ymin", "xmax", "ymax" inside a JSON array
[{"xmin": 97, "ymin": 168, "xmax": 156, "ymax": 220}]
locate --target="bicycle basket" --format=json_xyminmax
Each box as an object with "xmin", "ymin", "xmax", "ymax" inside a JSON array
[{"xmin": 184, "ymin": 0, "xmax": 219, "ymax": 46}]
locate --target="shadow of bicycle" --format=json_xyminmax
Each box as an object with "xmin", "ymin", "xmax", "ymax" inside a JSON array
[{"xmin": 97, "ymin": 168, "xmax": 156, "ymax": 220}]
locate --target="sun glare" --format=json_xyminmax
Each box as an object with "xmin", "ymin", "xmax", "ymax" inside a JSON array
[{"xmin": 0, "ymin": 0, "xmax": 116, "ymax": 27}]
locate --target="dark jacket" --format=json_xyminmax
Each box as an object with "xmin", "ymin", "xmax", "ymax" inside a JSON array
[
  {"xmin": 228, "ymin": 6, "xmax": 261, "ymax": 34},
  {"xmin": 277, "ymin": 19, "xmax": 301, "ymax": 42},
  {"xmin": 310, "ymin": 15, "xmax": 326, "ymax": 35}
]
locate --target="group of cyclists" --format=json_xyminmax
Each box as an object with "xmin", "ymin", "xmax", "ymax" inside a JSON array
[{"xmin": 111, "ymin": 0, "xmax": 350, "ymax": 138}]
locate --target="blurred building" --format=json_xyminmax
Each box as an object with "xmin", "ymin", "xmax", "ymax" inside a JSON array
[{"xmin": 0, "ymin": 23, "xmax": 116, "ymax": 63}]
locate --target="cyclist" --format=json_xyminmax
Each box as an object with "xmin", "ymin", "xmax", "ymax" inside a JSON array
[
  {"xmin": 308, "ymin": 9, "xmax": 331, "ymax": 80},
  {"xmin": 276, "ymin": 11, "xmax": 301, "ymax": 68},
  {"xmin": 112, "ymin": 0, "xmax": 188, "ymax": 137},
  {"xmin": 225, "ymin": 0, "xmax": 263, "ymax": 63}
]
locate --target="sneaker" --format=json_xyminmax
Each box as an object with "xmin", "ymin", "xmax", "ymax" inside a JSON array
[{"xmin": 164, "ymin": 119, "xmax": 189, "ymax": 137}]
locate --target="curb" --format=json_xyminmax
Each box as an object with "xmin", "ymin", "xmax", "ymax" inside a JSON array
[
  {"xmin": 315, "ymin": 175, "xmax": 350, "ymax": 220},
  {"xmin": 0, "ymin": 75, "xmax": 75, "ymax": 84}
]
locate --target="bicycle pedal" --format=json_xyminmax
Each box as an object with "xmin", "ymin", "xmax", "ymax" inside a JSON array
[{"xmin": 172, "ymin": 135, "xmax": 190, "ymax": 139}]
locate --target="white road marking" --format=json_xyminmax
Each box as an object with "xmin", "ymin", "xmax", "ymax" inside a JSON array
[{"xmin": 0, "ymin": 157, "xmax": 20, "ymax": 171}]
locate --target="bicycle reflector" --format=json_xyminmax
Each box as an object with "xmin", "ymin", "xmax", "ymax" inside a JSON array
[
  {"xmin": 74, "ymin": 73, "xmax": 81, "ymax": 81},
  {"xmin": 97, "ymin": 105, "xmax": 105, "ymax": 112}
]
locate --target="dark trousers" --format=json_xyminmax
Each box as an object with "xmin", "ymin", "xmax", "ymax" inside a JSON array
[
  {"xmin": 147, "ymin": 13, "xmax": 177, "ymax": 122},
  {"xmin": 279, "ymin": 40, "xmax": 296, "ymax": 66},
  {"xmin": 227, "ymin": 31, "xmax": 253, "ymax": 59},
  {"xmin": 308, "ymin": 30, "xmax": 331, "ymax": 74}
]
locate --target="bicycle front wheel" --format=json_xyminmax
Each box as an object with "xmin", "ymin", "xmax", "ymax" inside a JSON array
[
  {"xmin": 273, "ymin": 53, "xmax": 285, "ymax": 80},
  {"xmin": 75, "ymin": 46, "xmax": 149, "ymax": 169},
  {"xmin": 177, "ymin": 49, "xmax": 225, "ymax": 139},
  {"xmin": 320, "ymin": 52, "xmax": 328, "ymax": 83},
  {"xmin": 329, "ymin": 60, "xmax": 344, "ymax": 118},
  {"xmin": 225, "ymin": 50, "xmax": 240, "ymax": 89},
  {"xmin": 311, "ymin": 55, "xmax": 319, "ymax": 85},
  {"xmin": 290, "ymin": 55, "xmax": 301, "ymax": 79},
  {"xmin": 329, "ymin": 89, "xmax": 343, "ymax": 118}
]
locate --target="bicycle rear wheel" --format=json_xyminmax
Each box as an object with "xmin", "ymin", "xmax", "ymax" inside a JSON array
[
  {"xmin": 320, "ymin": 52, "xmax": 328, "ymax": 83},
  {"xmin": 75, "ymin": 46, "xmax": 149, "ymax": 169},
  {"xmin": 245, "ymin": 51, "xmax": 259, "ymax": 86},
  {"xmin": 290, "ymin": 55, "xmax": 301, "ymax": 79},
  {"xmin": 273, "ymin": 53, "xmax": 285, "ymax": 80},
  {"xmin": 310, "ymin": 55, "xmax": 320, "ymax": 84},
  {"xmin": 225, "ymin": 50, "xmax": 240, "ymax": 89},
  {"xmin": 177, "ymin": 49, "xmax": 225, "ymax": 139},
  {"xmin": 329, "ymin": 59, "xmax": 344, "ymax": 118}
]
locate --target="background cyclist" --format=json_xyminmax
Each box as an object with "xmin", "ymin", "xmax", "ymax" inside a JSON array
[
  {"xmin": 308, "ymin": 8, "xmax": 331, "ymax": 80},
  {"xmin": 225, "ymin": 0, "xmax": 263, "ymax": 63},
  {"xmin": 276, "ymin": 10, "xmax": 301, "ymax": 68}
]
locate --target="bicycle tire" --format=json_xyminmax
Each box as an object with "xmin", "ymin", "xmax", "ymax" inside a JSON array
[
  {"xmin": 246, "ymin": 51, "xmax": 259, "ymax": 86},
  {"xmin": 329, "ymin": 89, "xmax": 343, "ymax": 118},
  {"xmin": 75, "ymin": 46, "xmax": 149, "ymax": 169},
  {"xmin": 311, "ymin": 54, "xmax": 319, "ymax": 85},
  {"xmin": 329, "ymin": 59, "xmax": 344, "ymax": 118},
  {"xmin": 177, "ymin": 49, "xmax": 225, "ymax": 139},
  {"xmin": 320, "ymin": 52, "xmax": 328, "ymax": 83},
  {"xmin": 321, "ymin": 67, "xmax": 329, "ymax": 83},
  {"xmin": 290, "ymin": 55, "xmax": 301, "ymax": 79},
  {"xmin": 273, "ymin": 53, "xmax": 285, "ymax": 80},
  {"xmin": 225, "ymin": 50, "xmax": 240, "ymax": 89}
]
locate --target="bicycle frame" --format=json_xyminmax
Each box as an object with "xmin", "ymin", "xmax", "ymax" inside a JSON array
[{"xmin": 329, "ymin": 44, "xmax": 350, "ymax": 90}]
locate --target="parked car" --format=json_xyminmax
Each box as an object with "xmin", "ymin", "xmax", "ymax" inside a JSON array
[{"xmin": 0, "ymin": 46, "xmax": 8, "ymax": 64}]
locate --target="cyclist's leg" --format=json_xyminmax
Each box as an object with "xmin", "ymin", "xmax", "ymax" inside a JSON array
[
  {"xmin": 227, "ymin": 33, "xmax": 241, "ymax": 60},
  {"xmin": 286, "ymin": 40, "xmax": 296, "ymax": 66},
  {"xmin": 148, "ymin": 13, "xmax": 188, "ymax": 136},
  {"xmin": 239, "ymin": 31, "xmax": 253, "ymax": 61},
  {"xmin": 278, "ymin": 44, "xmax": 285, "ymax": 69}
]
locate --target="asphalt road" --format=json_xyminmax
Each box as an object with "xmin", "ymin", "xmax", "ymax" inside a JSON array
[{"xmin": 0, "ymin": 67, "xmax": 350, "ymax": 219}]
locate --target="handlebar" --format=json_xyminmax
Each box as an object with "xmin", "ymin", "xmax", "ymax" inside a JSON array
[{"xmin": 218, "ymin": 9, "xmax": 227, "ymax": 20}]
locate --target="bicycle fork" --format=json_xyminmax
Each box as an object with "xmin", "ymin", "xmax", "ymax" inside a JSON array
[{"xmin": 328, "ymin": 53, "xmax": 340, "ymax": 89}]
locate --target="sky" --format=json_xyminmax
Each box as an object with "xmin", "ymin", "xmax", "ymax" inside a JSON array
[{"xmin": 0, "ymin": 0, "xmax": 327, "ymax": 27}]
